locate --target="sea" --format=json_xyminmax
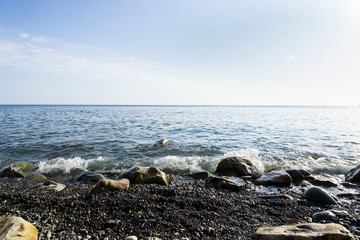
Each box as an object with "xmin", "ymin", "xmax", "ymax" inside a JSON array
[{"xmin": 1, "ymin": 105, "xmax": 359, "ymax": 185}]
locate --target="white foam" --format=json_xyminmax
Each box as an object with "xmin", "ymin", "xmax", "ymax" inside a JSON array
[
  {"xmin": 153, "ymin": 155, "xmax": 205, "ymax": 173},
  {"xmin": 37, "ymin": 156, "xmax": 105, "ymax": 174},
  {"xmin": 153, "ymin": 148, "xmax": 264, "ymax": 174}
]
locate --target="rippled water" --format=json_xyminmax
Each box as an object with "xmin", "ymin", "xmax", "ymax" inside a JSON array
[{"xmin": 0, "ymin": 105, "xmax": 359, "ymax": 179}]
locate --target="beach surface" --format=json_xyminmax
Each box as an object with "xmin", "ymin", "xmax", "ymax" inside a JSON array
[{"xmin": 1, "ymin": 173, "xmax": 360, "ymax": 240}]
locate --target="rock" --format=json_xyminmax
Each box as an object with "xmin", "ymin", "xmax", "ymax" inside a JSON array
[
  {"xmin": 255, "ymin": 170, "xmax": 292, "ymax": 187},
  {"xmin": 312, "ymin": 211, "xmax": 337, "ymax": 223},
  {"xmin": 203, "ymin": 227, "xmax": 215, "ymax": 236},
  {"xmin": 255, "ymin": 223, "xmax": 354, "ymax": 240},
  {"xmin": 31, "ymin": 181, "xmax": 66, "ymax": 191},
  {"xmin": 90, "ymin": 179, "xmax": 130, "ymax": 194},
  {"xmin": 118, "ymin": 166, "xmax": 168, "ymax": 186},
  {"xmin": 190, "ymin": 171, "xmax": 210, "ymax": 180},
  {"xmin": 0, "ymin": 215, "xmax": 38, "ymax": 240},
  {"xmin": 285, "ymin": 169, "xmax": 313, "ymax": 182},
  {"xmin": 215, "ymin": 157, "xmax": 260, "ymax": 178},
  {"xmin": 12, "ymin": 162, "xmax": 36, "ymax": 174},
  {"xmin": 205, "ymin": 176, "xmax": 251, "ymax": 192},
  {"xmin": 345, "ymin": 165, "xmax": 360, "ymax": 183},
  {"xmin": 77, "ymin": 171, "xmax": 105, "ymax": 185},
  {"xmin": 0, "ymin": 167, "xmax": 25, "ymax": 178},
  {"xmin": 26, "ymin": 174, "xmax": 47, "ymax": 182},
  {"xmin": 125, "ymin": 236, "xmax": 138, "ymax": 240},
  {"xmin": 155, "ymin": 138, "xmax": 169, "ymax": 145},
  {"xmin": 308, "ymin": 178, "xmax": 338, "ymax": 187},
  {"xmin": 304, "ymin": 186, "xmax": 339, "ymax": 205},
  {"xmin": 105, "ymin": 219, "xmax": 119, "ymax": 228},
  {"xmin": 257, "ymin": 194, "xmax": 294, "ymax": 201}
]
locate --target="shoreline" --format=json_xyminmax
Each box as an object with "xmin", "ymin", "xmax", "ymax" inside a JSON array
[{"xmin": 1, "ymin": 172, "xmax": 360, "ymax": 239}]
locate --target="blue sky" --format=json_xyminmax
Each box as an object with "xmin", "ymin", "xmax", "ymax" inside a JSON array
[{"xmin": 0, "ymin": 0, "xmax": 359, "ymax": 105}]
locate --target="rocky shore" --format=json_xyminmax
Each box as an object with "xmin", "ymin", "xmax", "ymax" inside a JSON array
[{"xmin": 1, "ymin": 157, "xmax": 360, "ymax": 239}]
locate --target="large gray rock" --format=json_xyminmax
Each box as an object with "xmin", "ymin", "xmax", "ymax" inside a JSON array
[
  {"xmin": 255, "ymin": 170, "xmax": 292, "ymax": 187},
  {"xmin": 118, "ymin": 166, "xmax": 168, "ymax": 186},
  {"xmin": 255, "ymin": 223, "xmax": 354, "ymax": 240},
  {"xmin": 0, "ymin": 167, "xmax": 25, "ymax": 178},
  {"xmin": 77, "ymin": 171, "xmax": 105, "ymax": 185},
  {"xmin": 345, "ymin": 165, "xmax": 360, "ymax": 183},
  {"xmin": 205, "ymin": 176, "xmax": 251, "ymax": 192},
  {"xmin": 304, "ymin": 186, "xmax": 339, "ymax": 205},
  {"xmin": 0, "ymin": 215, "xmax": 38, "ymax": 240},
  {"xmin": 215, "ymin": 157, "xmax": 260, "ymax": 178},
  {"xmin": 90, "ymin": 178, "xmax": 130, "ymax": 194}
]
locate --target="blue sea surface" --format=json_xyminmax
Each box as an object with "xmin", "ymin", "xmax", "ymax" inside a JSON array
[{"xmin": 0, "ymin": 105, "xmax": 359, "ymax": 180}]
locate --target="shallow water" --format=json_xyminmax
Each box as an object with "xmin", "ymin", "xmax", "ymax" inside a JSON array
[{"xmin": 0, "ymin": 105, "xmax": 359, "ymax": 180}]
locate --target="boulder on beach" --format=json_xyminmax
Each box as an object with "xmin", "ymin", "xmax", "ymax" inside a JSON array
[
  {"xmin": 0, "ymin": 167, "xmax": 25, "ymax": 178},
  {"xmin": 118, "ymin": 166, "xmax": 168, "ymax": 186},
  {"xmin": 255, "ymin": 170, "xmax": 292, "ymax": 187},
  {"xmin": 205, "ymin": 176, "xmax": 251, "ymax": 192},
  {"xmin": 0, "ymin": 215, "xmax": 38, "ymax": 240},
  {"xmin": 285, "ymin": 169, "xmax": 313, "ymax": 182},
  {"xmin": 90, "ymin": 178, "xmax": 130, "ymax": 194},
  {"xmin": 345, "ymin": 165, "xmax": 360, "ymax": 183},
  {"xmin": 77, "ymin": 171, "xmax": 105, "ymax": 185},
  {"xmin": 215, "ymin": 157, "xmax": 260, "ymax": 179},
  {"xmin": 304, "ymin": 186, "xmax": 339, "ymax": 205},
  {"xmin": 255, "ymin": 223, "xmax": 354, "ymax": 240}
]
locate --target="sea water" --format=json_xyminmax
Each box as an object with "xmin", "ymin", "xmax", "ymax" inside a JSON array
[{"xmin": 0, "ymin": 105, "xmax": 359, "ymax": 183}]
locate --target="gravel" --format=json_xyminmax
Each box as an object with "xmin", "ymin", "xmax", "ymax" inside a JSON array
[{"xmin": 1, "ymin": 174, "xmax": 360, "ymax": 239}]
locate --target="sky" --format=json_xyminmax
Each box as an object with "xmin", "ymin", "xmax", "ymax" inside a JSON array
[{"xmin": 0, "ymin": 0, "xmax": 359, "ymax": 105}]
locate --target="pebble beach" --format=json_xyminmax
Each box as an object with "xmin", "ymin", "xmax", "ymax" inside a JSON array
[{"xmin": 1, "ymin": 170, "xmax": 360, "ymax": 240}]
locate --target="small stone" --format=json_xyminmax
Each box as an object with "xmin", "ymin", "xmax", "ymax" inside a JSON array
[
  {"xmin": 105, "ymin": 219, "xmax": 119, "ymax": 228},
  {"xmin": 312, "ymin": 211, "xmax": 337, "ymax": 223},
  {"xmin": 46, "ymin": 230, "xmax": 51, "ymax": 239},
  {"xmin": 125, "ymin": 236, "xmax": 138, "ymax": 240},
  {"xmin": 156, "ymin": 138, "xmax": 169, "ymax": 145},
  {"xmin": 190, "ymin": 171, "xmax": 210, "ymax": 180},
  {"xmin": 206, "ymin": 176, "xmax": 251, "ymax": 191},
  {"xmin": 203, "ymin": 227, "xmax": 215, "ymax": 236},
  {"xmin": 31, "ymin": 181, "xmax": 66, "ymax": 191}
]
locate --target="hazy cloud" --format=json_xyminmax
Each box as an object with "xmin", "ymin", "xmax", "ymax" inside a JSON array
[
  {"xmin": 19, "ymin": 33, "xmax": 30, "ymax": 38},
  {"xmin": 0, "ymin": 34, "xmax": 172, "ymax": 86},
  {"xmin": 286, "ymin": 54, "xmax": 296, "ymax": 62},
  {"xmin": 30, "ymin": 36, "xmax": 49, "ymax": 43}
]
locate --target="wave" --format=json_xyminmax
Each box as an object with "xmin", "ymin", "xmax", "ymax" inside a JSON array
[{"xmin": 37, "ymin": 156, "xmax": 107, "ymax": 174}]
